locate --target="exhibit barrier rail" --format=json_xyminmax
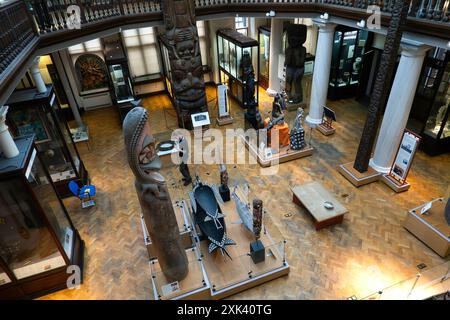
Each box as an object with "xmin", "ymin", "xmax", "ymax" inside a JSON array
[{"xmin": 361, "ymin": 260, "xmax": 450, "ymax": 300}]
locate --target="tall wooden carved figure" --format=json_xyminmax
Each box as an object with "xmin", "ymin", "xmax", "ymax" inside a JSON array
[
  {"xmin": 161, "ymin": 0, "xmax": 208, "ymax": 129},
  {"xmin": 123, "ymin": 107, "xmax": 188, "ymax": 281},
  {"xmin": 250, "ymin": 198, "xmax": 265, "ymax": 264}
]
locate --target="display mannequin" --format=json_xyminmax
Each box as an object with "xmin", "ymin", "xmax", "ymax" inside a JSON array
[
  {"xmin": 123, "ymin": 107, "xmax": 188, "ymax": 281},
  {"xmin": 284, "ymin": 24, "xmax": 307, "ymax": 105}
]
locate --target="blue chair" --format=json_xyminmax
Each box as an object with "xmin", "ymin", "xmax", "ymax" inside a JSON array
[{"xmin": 68, "ymin": 180, "xmax": 96, "ymax": 208}]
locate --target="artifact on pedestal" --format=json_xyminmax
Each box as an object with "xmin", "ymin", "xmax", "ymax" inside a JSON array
[
  {"xmin": 265, "ymin": 93, "xmax": 290, "ymax": 148},
  {"xmin": 123, "ymin": 106, "xmax": 188, "ymax": 281},
  {"xmin": 219, "ymin": 164, "xmax": 230, "ymax": 201},
  {"xmin": 178, "ymin": 136, "xmax": 192, "ymax": 186},
  {"xmin": 161, "ymin": 0, "xmax": 208, "ymax": 129},
  {"xmin": 250, "ymin": 198, "xmax": 265, "ymax": 264},
  {"xmin": 284, "ymin": 24, "xmax": 307, "ymax": 105},
  {"xmin": 353, "ymin": 0, "xmax": 410, "ymax": 173},
  {"xmin": 290, "ymin": 108, "xmax": 306, "ymax": 150},
  {"xmin": 189, "ymin": 178, "xmax": 235, "ymax": 258}
]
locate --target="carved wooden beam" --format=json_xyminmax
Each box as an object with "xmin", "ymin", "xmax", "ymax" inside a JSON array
[{"xmin": 353, "ymin": 0, "xmax": 410, "ymax": 173}]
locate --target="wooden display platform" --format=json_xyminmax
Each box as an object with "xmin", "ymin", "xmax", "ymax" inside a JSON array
[
  {"xmin": 198, "ymin": 186, "xmax": 289, "ymax": 299},
  {"xmin": 404, "ymin": 198, "xmax": 450, "ymax": 258},
  {"xmin": 338, "ymin": 162, "xmax": 381, "ymax": 187},
  {"xmin": 291, "ymin": 182, "xmax": 348, "ymax": 230},
  {"xmin": 145, "ymin": 192, "xmax": 289, "ymax": 300},
  {"xmin": 317, "ymin": 123, "xmax": 335, "ymax": 136},
  {"xmin": 381, "ymin": 174, "xmax": 410, "ymax": 193},
  {"xmin": 216, "ymin": 115, "xmax": 234, "ymax": 126},
  {"xmin": 241, "ymin": 135, "xmax": 313, "ymax": 167}
]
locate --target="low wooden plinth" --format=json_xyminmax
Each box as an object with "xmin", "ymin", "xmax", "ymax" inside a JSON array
[
  {"xmin": 317, "ymin": 124, "xmax": 335, "ymax": 136},
  {"xmin": 404, "ymin": 198, "xmax": 450, "ymax": 258},
  {"xmin": 291, "ymin": 182, "xmax": 348, "ymax": 230},
  {"xmin": 146, "ymin": 193, "xmax": 290, "ymax": 300},
  {"xmin": 242, "ymin": 135, "xmax": 313, "ymax": 168},
  {"xmin": 338, "ymin": 162, "xmax": 381, "ymax": 187},
  {"xmin": 381, "ymin": 174, "xmax": 410, "ymax": 193},
  {"xmin": 216, "ymin": 115, "xmax": 234, "ymax": 126}
]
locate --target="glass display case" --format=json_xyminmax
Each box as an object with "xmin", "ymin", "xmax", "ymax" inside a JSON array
[
  {"xmin": 217, "ymin": 29, "xmax": 259, "ymax": 108},
  {"xmin": 328, "ymin": 26, "xmax": 371, "ymax": 100},
  {"xmin": 409, "ymin": 48, "xmax": 450, "ymax": 155},
  {"xmin": 103, "ymin": 34, "xmax": 135, "ymax": 123},
  {"xmin": 6, "ymin": 85, "xmax": 89, "ymax": 198},
  {"xmin": 258, "ymin": 26, "xmax": 270, "ymax": 90},
  {"xmin": 0, "ymin": 135, "xmax": 84, "ymax": 299}
]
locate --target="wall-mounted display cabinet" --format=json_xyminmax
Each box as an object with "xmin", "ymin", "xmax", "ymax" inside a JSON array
[
  {"xmin": 6, "ymin": 85, "xmax": 89, "ymax": 198},
  {"xmin": 409, "ymin": 48, "xmax": 450, "ymax": 155},
  {"xmin": 217, "ymin": 29, "xmax": 259, "ymax": 108},
  {"xmin": 328, "ymin": 27, "xmax": 371, "ymax": 100},
  {"xmin": 0, "ymin": 136, "xmax": 84, "ymax": 299},
  {"xmin": 103, "ymin": 34, "xmax": 135, "ymax": 123}
]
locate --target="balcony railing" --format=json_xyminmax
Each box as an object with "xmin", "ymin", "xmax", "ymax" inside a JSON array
[
  {"xmin": 0, "ymin": 0, "xmax": 449, "ymax": 97},
  {"xmin": 21, "ymin": 0, "xmax": 450, "ymax": 35},
  {"xmin": 0, "ymin": 0, "xmax": 37, "ymax": 75}
]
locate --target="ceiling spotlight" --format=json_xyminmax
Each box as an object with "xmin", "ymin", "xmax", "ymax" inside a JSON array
[
  {"xmin": 320, "ymin": 12, "xmax": 329, "ymax": 20},
  {"xmin": 356, "ymin": 19, "xmax": 366, "ymax": 28},
  {"xmin": 266, "ymin": 10, "xmax": 275, "ymax": 17}
]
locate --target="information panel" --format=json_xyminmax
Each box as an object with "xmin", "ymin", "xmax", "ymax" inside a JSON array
[{"xmin": 390, "ymin": 130, "xmax": 421, "ymax": 184}]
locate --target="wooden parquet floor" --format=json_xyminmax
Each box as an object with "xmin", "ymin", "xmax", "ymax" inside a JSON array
[{"xmin": 40, "ymin": 85, "xmax": 450, "ymax": 300}]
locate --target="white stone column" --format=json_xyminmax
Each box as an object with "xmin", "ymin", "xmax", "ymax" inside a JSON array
[
  {"xmin": 266, "ymin": 18, "xmax": 284, "ymax": 96},
  {"xmin": 305, "ymin": 19, "xmax": 336, "ymax": 126},
  {"xmin": 0, "ymin": 106, "xmax": 19, "ymax": 158},
  {"xmin": 369, "ymin": 41, "xmax": 430, "ymax": 173},
  {"xmin": 30, "ymin": 57, "xmax": 47, "ymax": 94}
]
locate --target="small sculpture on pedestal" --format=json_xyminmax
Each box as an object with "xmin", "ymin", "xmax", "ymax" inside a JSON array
[
  {"xmin": 123, "ymin": 107, "xmax": 188, "ymax": 282},
  {"xmin": 178, "ymin": 136, "xmax": 192, "ymax": 186},
  {"xmin": 284, "ymin": 24, "xmax": 307, "ymax": 106},
  {"xmin": 265, "ymin": 93, "xmax": 290, "ymax": 148},
  {"xmin": 290, "ymin": 107, "xmax": 306, "ymax": 150},
  {"xmin": 219, "ymin": 164, "xmax": 230, "ymax": 202},
  {"xmin": 250, "ymin": 198, "xmax": 265, "ymax": 264}
]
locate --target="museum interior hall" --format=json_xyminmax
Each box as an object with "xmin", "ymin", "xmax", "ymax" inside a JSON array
[{"xmin": 0, "ymin": 0, "xmax": 449, "ymax": 301}]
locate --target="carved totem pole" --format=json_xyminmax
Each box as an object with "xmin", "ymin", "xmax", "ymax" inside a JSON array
[
  {"xmin": 161, "ymin": 0, "xmax": 208, "ymax": 129},
  {"xmin": 123, "ymin": 107, "xmax": 188, "ymax": 281},
  {"xmin": 353, "ymin": 0, "xmax": 410, "ymax": 173}
]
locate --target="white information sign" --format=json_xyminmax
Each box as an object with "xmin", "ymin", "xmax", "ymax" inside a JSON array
[
  {"xmin": 161, "ymin": 281, "xmax": 180, "ymax": 296},
  {"xmin": 217, "ymin": 84, "xmax": 229, "ymax": 117},
  {"xmin": 390, "ymin": 131, "xmax": 420, "ymax": 183},
  {"xmin": 191, "ymin": 111, "xmax": 210, "ymax": 128}
]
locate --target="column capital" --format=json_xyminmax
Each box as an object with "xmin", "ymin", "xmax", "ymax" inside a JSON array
[
  {"xmin": 312, "ymin": 17, "xmax": 336, "ymax": 33},
  {"xmin": 400, "ymin": 39, "xmax": 431, "ymax": 58},
  {"xmin": 0, "ymin": 106, "xmax": 8, "ymax": 132},
  {"xmin": 31, "ymin": 56, "xmax": 41, "ymax": 69}
]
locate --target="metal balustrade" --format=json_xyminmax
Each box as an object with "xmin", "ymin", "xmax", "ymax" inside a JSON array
[{"xmin": 0, "ymin": 0, "xmax": 449, "ymax": 90}]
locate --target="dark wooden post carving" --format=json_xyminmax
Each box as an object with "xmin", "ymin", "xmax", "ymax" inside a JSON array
[
  {"xmin": 353, "ymin": 0, "xmax": 410, "ymax": 173},
  {"xmin": 161, "ymin": 0, "xmax": 208, "ymax": 129}
]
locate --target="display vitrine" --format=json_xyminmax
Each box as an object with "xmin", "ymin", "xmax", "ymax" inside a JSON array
[
  {"xmin": 217, "ymin": 29, "xmax": 259, "ymax": 108},
  {"xmin": 328, "ymin": 27, "xmax": 371, "ymax": 100},
  {"xmin": 6, "ymin": 85, "xmax": 89, "ymax": 198},
  {"xmin": 0, "ymin": 135, "xmax": 84, "ymax": 299},
  {"xmin": 103, "ymin": 34, "xmax": 135, "ymax": 123},
  {"xmin": 258, "ymin": 26, "xmax": 270, "ymax": 90},
  {"xmin": 410, "ymin": 48, "xmax": 450, "ymax": 155}
]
